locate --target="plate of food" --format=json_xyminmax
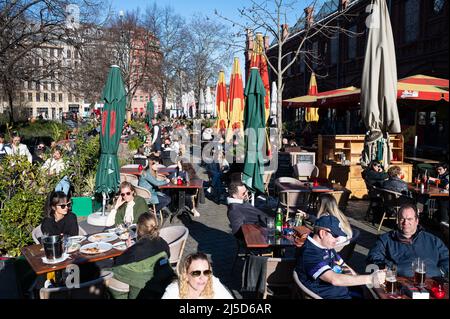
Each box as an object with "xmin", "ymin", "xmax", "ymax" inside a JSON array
[
  {"xmin": 112, "ymin": 241, "xmax": 128, "ymax": 251},
  {"xmin": 88, "ymin": 232, "xmax": 118, "ymax": 243},
  {"xmin": 68, "ymin": 235, "xmax": 86, "ymax": 243},
  {"xmin": 80, "ymin": 242, "xmax": 112, "ymax": 255},
  {"xmin": 66, "ymin": 242, "xmax": 81, "ymax": 253}
]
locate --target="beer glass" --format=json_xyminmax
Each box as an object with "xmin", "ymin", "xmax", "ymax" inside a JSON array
[
  {"xmin": 42, "ymin": 235, "xmax": 63, "ymax": 261},
  {"xmin": 412, "ymin": 258, "xmax": 427, "ymax": 288},
  {"xmin": 385, "ymin": 266, "xmax": 398, "ymax": 295},
  {"xmin": 266, "ymin": 218, "xmax": 275, "ymax": 243}
]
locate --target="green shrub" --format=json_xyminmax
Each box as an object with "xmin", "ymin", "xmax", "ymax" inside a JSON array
[{"xmin": 128, "ymin": 136, "xmax": 143, "ymax": 151}]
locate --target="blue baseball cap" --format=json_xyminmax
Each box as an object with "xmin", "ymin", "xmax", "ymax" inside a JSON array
[{"xmin": 315, "ymin": 215, "xmax": 347, "ymax": 237}]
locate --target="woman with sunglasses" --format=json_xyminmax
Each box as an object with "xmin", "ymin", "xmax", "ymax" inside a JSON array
[
  {"xmin": 41, "ymin": 191, "xmax": 78, "ymax": 237},
  {"xmin": 162, "ymin": 252, "xmax": 233, "ymax": 299},
  {"xmin": 362, "ymin": 160, "xmax": 388, "ymax": 188},
  {"xmin": 107, "ymin": 181, "xmax": 149, "ymax": 227}
]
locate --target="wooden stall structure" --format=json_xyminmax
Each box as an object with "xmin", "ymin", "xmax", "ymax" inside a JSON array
[{"xmin": 317, "ymin": 134, "xmax": 412, "ymax": 199}]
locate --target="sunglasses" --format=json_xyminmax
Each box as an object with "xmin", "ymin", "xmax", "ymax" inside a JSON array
[
  {"xmin": 324, "ymin": 230, "xmax": 339, "ymax": 238},
  {"xmin": 121, "ymin": 192, "xmax": 132, "ymax": 197},
  {"xmin": 56, "ymin": 202, "xmax": 71, "ymax": 209},
  {"xmin": 189, "ymin": 269, "xmax": 212, "ymax": 277}
]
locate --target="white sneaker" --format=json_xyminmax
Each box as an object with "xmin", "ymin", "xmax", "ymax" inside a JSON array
[{"xmin": 192, "ymin": 209, "xmax": 200, "ymax": 217}]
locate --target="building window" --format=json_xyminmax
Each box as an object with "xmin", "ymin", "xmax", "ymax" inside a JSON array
[
  {"xmin": 28, "ymin": 81, "xmax": 33, "ymax": 90},
  {"xmin": 35, "ymin": 58, "xmax": 39, "ymax": 66},
  {"xmin": 50, "ymin": 48, "xmax": 54, "ymax": 57},
  {"xmin": 51, "ymin": 93, "xmax": 56, "ymax": 102},
  {"xmin": 36, "ymin": 93, "xmax": 40, "ymax": 102},
  {"xmin": 330, "ymin": 36, "xmax": 338, "ymax": 65},
  {"xmin": 348, "ymin": 25, "xmax": 357, "ymax": 60},
  {"xmin": 44, "ymin": 93, "xmax": 48, "ymax": 102},
  {"xmin": 140, "ymin": 96, "xmax": 143, "ymax": 101},
  {"xmin": 36, "ymin": 81, "xmax": 41, "ymax": 91},
  {"xmin": 68, "ymin": 93, "xmax": 72, "ymax": 102},
  {"xmin": 434, "ymin": 0, "xmax": 445, "ymax": 14},
  {"xmin": 404, "ymin": 0, "xmax": 420, "ymax": 43},
  {"xmin": 51, "ymin": 82, "xmax": 55, "ymax": 91},
  {"xmin": 75, "ymin": 96, "xmax": 79, "ymax": 102},
  {"xmin": 59, "ymin": 93, "xmax": 63, "ymax": 102},
  {"xmin": 20, "ymin": 92, "xmax": 25, "ymax": 101},
  {"xmin": 134, "ymin": 96, "xmax": 137, "ymax": 101},
  {"xmin": 67, "ymin": 49, "xmax": 71, "ymax": 59},
  {"xmin": 37, "ymin": 107, "xmax": 48, "ymax": 117},
  {"xmin": 43, "ymin": 82, "xmax": 48, "ymax": 90},
  {"xmin": 28, "ymin": 93, "xmax": 33, "ymax": 102}
]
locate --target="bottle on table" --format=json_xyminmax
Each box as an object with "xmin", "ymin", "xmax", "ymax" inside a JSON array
[{"xmin": 275, "ymin": 208, "xmax": 283, "ymax": 236}]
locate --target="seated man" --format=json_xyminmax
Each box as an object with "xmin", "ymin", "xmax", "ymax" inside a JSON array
[
  {"xmin": 382, "ymin": 165, "xmax": 408, "ymax": 194},
  {"xmin": 226, "ymin": 180, "xmax": 270, "ymax": 241},
  {"xmin": 296, "ymin": 215, "xmax": 386, "ymax": 299},
  {"xmin": 362, "ymin": 160, "xmax": 388, "ymax": 189},
  {"xmin": 367, "ymin": 204, "xmax": 449, "ymax": 278}
]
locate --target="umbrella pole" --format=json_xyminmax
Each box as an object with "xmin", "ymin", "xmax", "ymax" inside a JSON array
[{"xmin": 101, "ymin": 192, "xmax": 107, "ymax": 216}]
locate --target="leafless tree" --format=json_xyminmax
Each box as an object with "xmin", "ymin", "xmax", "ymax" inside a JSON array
[
  {"xmin": 0, "ymin": 0, "xmax": 106, "ymax": 123},
  {"xmin": 216, "ymin": 0, "xmax": 358, "ymax": 142}
]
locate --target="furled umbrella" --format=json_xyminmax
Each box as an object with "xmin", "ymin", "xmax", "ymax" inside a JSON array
[
  {"xmin": 270, "ymin": 81, "xmax": 278, "ymax": 126},
  {"xmin": 360, "ymin": 0, "xmax": 400, "ymax": 168},
  {"xmin": 305, "ymin": 72, "xmax": 319, "ymax": 122},
  {"xmin": 146, "ymin": 99, "xmax": 154, "ymax": 129},
  {"xmin": 243, "ymin": 67, "xmax": 266, "ymax": 195},
  {"xmin": 226, "ymin": 57, "xmax": 245, "ymax": 142},
  {"xmin": 95, "ymin": 65, "xmax": 127, "ymax": 214},
  {"xmin": 199, "ymin": 88, "xmax": 205, "ymax": 118},
  {"xmin": 205, "ymin": 87, "xmax": 213, "ymax": 116},
  {"xmin": 215, "ymin": 70, "xmax": 228, "ymax": 135}
]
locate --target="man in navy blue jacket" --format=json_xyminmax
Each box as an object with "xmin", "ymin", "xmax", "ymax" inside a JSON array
[{"xmin": 367, "ymin": 203, "xmax": 449, "ymax": 278}]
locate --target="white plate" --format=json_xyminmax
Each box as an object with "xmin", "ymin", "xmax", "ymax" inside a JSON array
[
  {"xmin": 80, "ymin": 242, "xmax": 113, "ymax": 255},
  {"xmin": 112, "ymin": 241, "xmax": 128, "ymax": 251},
  {"xmin": 68, "ymin": 235, "xmax": 86, "ymax": 243},
  {"xmin": 41, "ymin": 253, "xmax": 70, "ymax": 264},
  {"xmin": 88, "ymin": 232, "xmax": 118, "ymax": 243},
  {"xmin": 67, "ymin": 242, "xmax": 81, "ymax": 253}
]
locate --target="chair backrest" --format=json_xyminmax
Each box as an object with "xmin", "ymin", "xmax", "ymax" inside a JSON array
[
  {"xmin": 335, "ymin": 228, "xmax": 360, "ymax": 260},
  {"xmin": 32, "ymin": 225, "xmax": 87, "ymax": 244},
  {"xmin": 293, "ymin": 163, "xmax": 319, "ymax": 181},
  {"xmin": 274, "ymin": 177, "xmax": 303, "ymax": 193},
  {"xmin": 133, "ymin": 185, "xmax": 152, "ymax": 201},
  {"xmin": 278, "ymin": 189, "xmax": 310, "ymax": 213},
  {"xmin": 159, "ymin": 226, "xmax": 189, "ymax": 266},
  {"xmin": 120, "ymin": 173, "xmax": 139, "ymax": 186},
  {"xmin": 320, "ymin": 190, "xmax": 350, "ymax": 212},
  {"xmin": 292, "ymin": 270, "xmax": 322, "ymax": 299},
  {"xmin": 264, "ymin": 257, "xmax": 296, "ymax": 298},
  {"xmin": 39, "ymin": 271, "xmax": 113, "ymax": 299}
]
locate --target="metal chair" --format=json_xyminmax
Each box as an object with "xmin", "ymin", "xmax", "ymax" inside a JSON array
[
  {"xmin": 292, "ymin": 270, "xmax": 322, "ymax": 299},
  {"xmin": 378, "ymin": 189, "xmax": 414, "ymax": 232},
  {"xmin": 293, "ymin": 163, "xmax": 319, "ymax": 181},
  {"xmin": 120, "ymin": 173, "xmax": 139, "ymax": 186},
  {"xmin": 39, "ymin": 271, "xmax": 113, "ymax": 299},
  {"xmin": 32, "ymin": 225, "xmax": 87, "ymax": 244},
  {"xmin": 278, "ymin": 189, "xmax": 311, "ymax": 219}
]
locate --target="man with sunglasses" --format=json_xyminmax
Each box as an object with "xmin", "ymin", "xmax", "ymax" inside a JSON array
[{"xmin": 296, "ymin": 215, "xmax": 386, "ymax": 299}]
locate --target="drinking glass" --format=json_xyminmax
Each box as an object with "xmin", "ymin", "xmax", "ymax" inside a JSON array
[
  {"xmin": 266, "ymin": 218, "xmax": 275, "ymax": 242},
  {"xmin": 412, "ymin": 258, "xmax": 427, "ymax": 288},
  {"xmin": 385, "ymin": 266, "xmax": 398, "ymax": 295}
]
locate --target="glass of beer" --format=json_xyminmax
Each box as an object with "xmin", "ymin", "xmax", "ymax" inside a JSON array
[
  {"xmin": 385, "ymin": 266, "xmax": 398, "ymax": 295},
  {"xmin": 413, "ymin": 258, "xmax": 427, "ymax": 288}
]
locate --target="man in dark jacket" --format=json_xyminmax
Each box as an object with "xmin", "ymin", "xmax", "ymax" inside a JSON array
[
  {"xmin": 226, "ymin": 180, "xmax": 270, "ymax": 240},
  {"xmin": 367, "ymin": 204, "xmax": 449, "ymax": 278},
  {"xmin": 382, "ymin": 165, "xmax": 408, "ymax": 194}
]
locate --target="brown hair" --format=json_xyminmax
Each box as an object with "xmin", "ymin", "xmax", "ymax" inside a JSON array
[
  {"xmin": 119, "ymin": 181, "xmax": 135, "ymax": 193},
  {"xmin": 387, "ymin": 166, "xmax": 402, "ymax": 178},
  {"xmin": 136, "ymin": 212, "xmax": 159, "ymax": 239}
]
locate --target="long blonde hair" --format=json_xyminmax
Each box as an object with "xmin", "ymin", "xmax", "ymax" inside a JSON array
[
  {"xmin": 317, "ymin": 194, "xmax": 353, "ymax": 238},
  {"xmin": 177, "ymin": 252, "xmax": 214, "ymax": 299}
]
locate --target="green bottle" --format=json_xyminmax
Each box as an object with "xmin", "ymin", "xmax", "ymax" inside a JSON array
[{"xmin": 275, "ymin": 208, "xmax": 283, "ymax": 236}]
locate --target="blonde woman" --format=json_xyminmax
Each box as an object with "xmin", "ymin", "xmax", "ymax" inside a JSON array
[
  {"xmin": 161, "ymin": 252, "xmax": 233, "ymax": 299},
  {"xmin": 316, "ymin": 194, "xmax": 353, "ymax": 249}
]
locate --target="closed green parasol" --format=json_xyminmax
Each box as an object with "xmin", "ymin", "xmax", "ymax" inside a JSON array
[
  {"xmin": 95, "ymin": 65, "xmax": 127, "ymax": 197},
  {"xmin": 242, "ymin": 67, "xmax": 266, "ymax": 194},
  {"xmin": 146, "ymin": 99, "xmax": 154, "ymax": 129}
]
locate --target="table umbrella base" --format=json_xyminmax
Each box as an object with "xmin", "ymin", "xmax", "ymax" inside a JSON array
[{"xmin": 87, "ymin": 211, "xmax": 114, "ymax": 227}]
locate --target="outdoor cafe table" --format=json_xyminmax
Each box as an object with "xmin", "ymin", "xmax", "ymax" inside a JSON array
[
  {"xmin": 159, "ymin": 179, "xmax": 203, "ymax": 222},
  {"xmin": 21, "ymin": 238, "xmax": 125, "ymax": 276},
  {"xmin": 373, "ymin": 276, "xmax": 449, "ymax": 300},
  {"xmin": 241, "ymin": 224, "xmax": 311, "ymax": 256},
  {"xmin": 408, "ymin": 184, "xmax": 449, "ymax": 198},
  {"xmin": 404, "ymin": 157, "xmax": 440, "ymax": 165},
  {"xmin": 120, "ymin": 165, "xmax": 176, "ymax": 177},
  {"xmin": 277, "ymin": 180, "xmax": 336, "ymax": 193}
]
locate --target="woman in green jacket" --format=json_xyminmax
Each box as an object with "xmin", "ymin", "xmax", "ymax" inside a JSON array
[{"xmin": 107, "ymin": 181, "xmax": 149, "ymax": 226}]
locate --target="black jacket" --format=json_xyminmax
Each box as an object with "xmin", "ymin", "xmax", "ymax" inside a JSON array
[
  {"xmin": 114, "ymin": 236, "xmax": 170, "ymax": 267},
  {"xmin": 41, "ymin": 212, "xmax": 78, "ymax": 237},
  {"xmin": 362, "ymin": 168, "xmax": 388, "ymax": 188},
  {"xmin": 383, "ymin": 176, "xmax": 409, "ymax": 194},
  {"xmin": 227, "ymin": 201, "xmax": 270, "ymax": 239}
]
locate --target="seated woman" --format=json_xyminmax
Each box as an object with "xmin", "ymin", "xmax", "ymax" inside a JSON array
[
  {"xmin": 138, "ymin": 157, "xmax": 172, "ymax": 214},
  {"xmin": 42, "ymin": 148, "xmax": 65, "ymax": 176},
  {"xmin": 315, "ymin": 194, "xmax": 353, "ymax": 250},
  {"xmin": 41, "ymin": 191, "xmax": 78, "ymax": 237},
  {"xmin": 161, "ymin": 252, "xmax": 233, "ymax": 299},
  {"xmin": 362, "ymin": 160, "xmax": 388, "ymax": 188},
  {"xmin": 383, "ymin": 165, "xmax": 408, "ymax": 194},
  {"xmin": 107, "ymin": 182, "xmax": 149, "ymax": 227},
  {"xmin": 107, "ymin": 213, "xmax": 175, "ymax": 299},
  {"xmin": 173, "ymin": 159, "xmax": 201, "ymax": 218}
]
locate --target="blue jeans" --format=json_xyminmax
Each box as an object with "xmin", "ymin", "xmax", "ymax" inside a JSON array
[{"xmin": 55, "ymin": 176, "xmax": 70, "ymax": 195}]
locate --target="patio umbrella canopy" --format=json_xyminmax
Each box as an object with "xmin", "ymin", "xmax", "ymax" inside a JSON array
[
  {"xmin": 95, "ymin": 65, "xmax": 127, "ymax": 195},
  {"xmin": 199, "ymin": 89, "xmax": 205, "ymax": 117},
  {"xmin": 215, "ymin": 70, "xmax": 228, "ymax": 134},
  {"xmin": 360, "ymin": 0, "xmax": 400, "ymax": 167},
  {"xmin": 270, "ymin": 81, "xmax": 278, "ymax": 126},
  {"xmin": 205, "ymin": 87, "xmax": 213, "ymax": 115},
  {"xmin": 305, "ymin": 73, "xmax": 319, "ymax": 122},
  {"xmin": 243, "ymin": 67, "xmax": 266, "ymax": 194},
  {"xmin": 226, "ymin": 57, "xmax": 245, "ymax": 142}
]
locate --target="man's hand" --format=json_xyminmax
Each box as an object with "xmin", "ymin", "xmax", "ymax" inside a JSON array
[{"xmin": 371, "ymin": 270, "xmax": 386, "ymax": 288}]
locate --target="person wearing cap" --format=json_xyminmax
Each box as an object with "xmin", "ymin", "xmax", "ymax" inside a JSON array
[
  {"xmin": 367, "ymin": 203, "xmax": 449, "ymax": 277},
  {"xmin": 295, "ymin": 215, "xmax": 386, "ymax": 299},
  {"xmin": 0, "ymin": 133, "xmax": 12, "ymax": 161},
  {"xmin": 10, "ymin": 132, "xmax": 32, "ymax": 163}
]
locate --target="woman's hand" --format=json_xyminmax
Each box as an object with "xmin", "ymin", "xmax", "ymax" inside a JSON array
[{"xmin": 114, "ymin": 196, "xmax": 125, "ymax": 210}]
